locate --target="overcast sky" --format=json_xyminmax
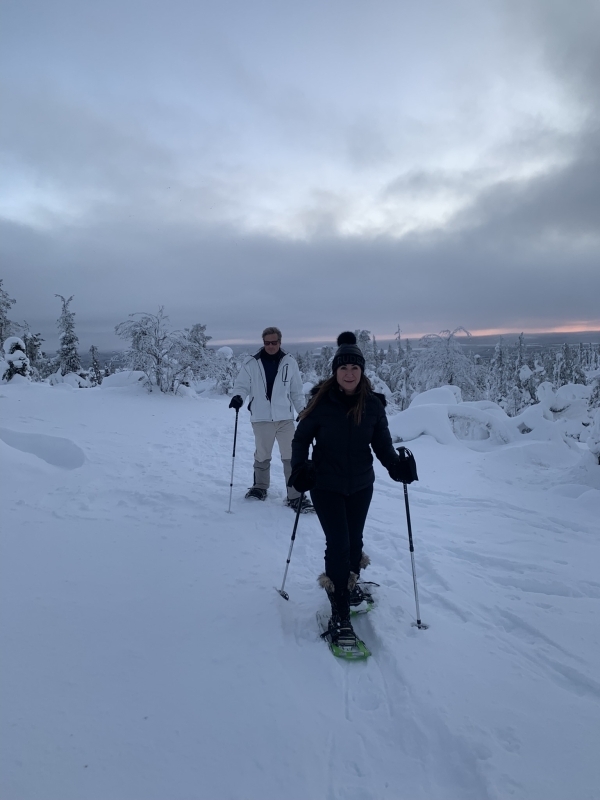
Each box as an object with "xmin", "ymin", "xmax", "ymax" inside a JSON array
[{"xmin": 1, "ymin": 0, "xmax": 599, "ymax": 350}]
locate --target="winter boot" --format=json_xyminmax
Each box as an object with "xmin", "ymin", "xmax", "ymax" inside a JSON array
[
  {"xmin": 348, "ymin": 553, "xmax": 372, "ymax": 608},
  {"xmin": 318, "ymin": 573, "xmax": 356, "ymax": 644},
  {"xmin": 286, "ymin": 496, "xmax": 315, "ymax": 513},
  {"xmin": 348, "ymin": 581, "xmax": 368, "ymax": 608},
  {"xmin": 245, "ymin": 487, "xmax": 267, "ymax": 501}
]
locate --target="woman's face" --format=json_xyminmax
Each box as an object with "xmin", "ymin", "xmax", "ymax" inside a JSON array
[{"xmin": 336, "ymin": 363, "xmax": 362, "ymax": 395}]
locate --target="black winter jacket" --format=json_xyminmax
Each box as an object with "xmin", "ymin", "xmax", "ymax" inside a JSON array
[{"xmin": 291, "ymin": 384, "xmax": 400, "ymax": 495}]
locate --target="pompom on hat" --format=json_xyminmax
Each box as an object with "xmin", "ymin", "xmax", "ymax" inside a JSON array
[{"xmin": 331, "ymin": 331, "xmax": 366, "ymax": 373}]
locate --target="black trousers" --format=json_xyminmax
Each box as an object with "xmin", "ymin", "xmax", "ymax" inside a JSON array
[{"xmin": 310, "ymin": 485, "xmax": 374, "ymax": 594}]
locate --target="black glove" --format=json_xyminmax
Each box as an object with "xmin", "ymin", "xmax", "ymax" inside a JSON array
[
  {"xmin": 229, "ymin": 395, "xmax": 243, "ymax": 410},
  {"xmin": 288, "ymin": 461, "xmax": 316, "ymax": 493},
  {"xmin": 388, "ymin": 446, "xmax": 419, "ymax": 484}
]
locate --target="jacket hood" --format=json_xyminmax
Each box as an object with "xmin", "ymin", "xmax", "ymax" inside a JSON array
[{"xmin": 308, "ymin": 380, "xmax": 387, "ymax": 408}]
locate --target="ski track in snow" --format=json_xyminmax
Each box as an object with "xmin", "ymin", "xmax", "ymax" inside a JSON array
[{"xmin": 1, "ymin": 383, "xmax": 599, "ymax": 800}]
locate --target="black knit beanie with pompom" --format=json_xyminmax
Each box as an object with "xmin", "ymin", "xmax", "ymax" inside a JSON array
[{"xmin": 331, "ymin": 331, "xmax": 366, "ymax": 373}]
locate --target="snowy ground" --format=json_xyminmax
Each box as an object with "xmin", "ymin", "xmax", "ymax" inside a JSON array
[{"xmin": 1, "ymin": 379, "xmax": 599, "ymax": 800}]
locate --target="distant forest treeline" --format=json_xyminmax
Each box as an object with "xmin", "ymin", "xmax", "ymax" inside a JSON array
[{"xmin": 1, "ymin": 279, "xmax": 599, "ymax": 416}]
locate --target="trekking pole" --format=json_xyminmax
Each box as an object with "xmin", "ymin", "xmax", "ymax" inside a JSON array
[
  {"xmin": 226, "ymin": 409, "xmax": 239, "ymax": 513},
  {"xmin": 402, "ymin": 481, "xmax": 428, "ymax": 630},
  {"xmin": 275, "ymin": 492, "xmax": 305, "ymax": 600}
]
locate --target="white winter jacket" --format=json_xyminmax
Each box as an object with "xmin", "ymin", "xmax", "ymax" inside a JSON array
[{"xmin": 232, "ymin": 351, "xmax": 305, "ymax": 422}]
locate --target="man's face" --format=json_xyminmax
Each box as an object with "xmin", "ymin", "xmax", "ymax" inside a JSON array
[{"xmin": 263, "ymin": 335, "xmax": 281, "ymax": 354}]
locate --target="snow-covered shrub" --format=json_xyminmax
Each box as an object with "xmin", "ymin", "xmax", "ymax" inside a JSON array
[
  {"xmin": 2, "ymin": 337, "xmax": 31, "ymax": 381},
  {"xmin": 214, "ymin": 346, "xmax": 237, "ymax": 395},
  {"xmin": 115, "ymin": 308, "xmax": 215, "ymax": 394}
]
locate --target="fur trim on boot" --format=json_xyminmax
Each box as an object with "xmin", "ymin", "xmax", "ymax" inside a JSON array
[
  {"xmin": 360, "ymin": 552, "xmax": 371, "ymax": 570},
  {"xmin": 348, "ymin": 572, "xmax": 359, "ymax": 591},
  {"xmin": 317, "ymin": 573, "xmax": 335, "ymax": 594}
]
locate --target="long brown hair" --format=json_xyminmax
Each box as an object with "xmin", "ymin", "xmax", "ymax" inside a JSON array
[{"xmin": 300, "ymin": 372, "xmax": 374, "ymax": 424}]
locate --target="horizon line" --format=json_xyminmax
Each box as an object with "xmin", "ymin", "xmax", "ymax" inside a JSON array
[{"xmin": 210, "ymin": 324, "xmax": 600, "ymax": 346}]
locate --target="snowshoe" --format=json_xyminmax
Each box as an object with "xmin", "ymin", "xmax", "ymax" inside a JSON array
[
  {"xmin": 245, "ymin": 487, "xmax": 267, "ymax": 501},
  {"xmin": 317, "ymin": 611, "xmax": 371, "ymax": 660},
  {"xmin": 286, "ymin": 496, "xmax": 315, "ymax": 514}
]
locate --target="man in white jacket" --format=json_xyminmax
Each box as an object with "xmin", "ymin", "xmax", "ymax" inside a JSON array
[{"xmin": 229, "ymin": 326, "xmax": 311, "ymax": 511}]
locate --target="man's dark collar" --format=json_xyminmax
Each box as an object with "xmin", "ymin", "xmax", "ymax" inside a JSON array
[{"xmin": 255, "ymin": 348, "xmax": 286, "ymax": 360}]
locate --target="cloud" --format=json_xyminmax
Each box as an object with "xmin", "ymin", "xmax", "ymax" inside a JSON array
[
  {"xmin": 1, "ymin": 0, "xmax": 599, "ymax": 350},
  {"xmin": 2, "ymin": 193, "xmax": 598, "ymax": 352}
]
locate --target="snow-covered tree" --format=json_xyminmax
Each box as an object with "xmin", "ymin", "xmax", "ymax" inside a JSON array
[
  {"xmin": 0, "ymin": 279, "xmax": 16, "ymax": 344},
  {"xmin": 89, "ymin": 345, "xmax": 103, "ymax": 386},
  {"xmin": 55, "ymin": 295, "xmax": 81, "ymax": 375},
  {"xmin": 354, "ymin": 330, "xmax": 375, "ymax": 369},
  {"xmin": 315, "ymin": 346, "xmax": 333, "ymax": 379},
  {"xmin": 589, "ymin": 376, "xmax": 600, "ymax": 411},
  {"xmin": 372, "ymin": 335, "xmax": 383, "ymax": 368},
  {"xmin": 412, "ymin": 328, "xmax": 478, "ymax": 399},
  {"xmin": 386, "ymin": 343, "xmax": 398, "ymax": 365},
  {"xmin": 19, "ymin": 324, "xmax": 48, "ymax": 381},
  {"xmin": 2, "ymin": 337, "xmax": 31, "ymax": 381},
  {"xmin": 487, "ymin": 338, "xmax": 509, "ymax": 406},
  {"xmin": 184, "ymin": 323, "xmax": 214, "ymax": 378},
  {"xmin": 554, "ymin": 343, "xmax": 574, "ymax": 387},
  {"xmin": 388, "ymin": 338, "xmax": 416, "ymax": 409},
  {"xmin": 587, "ymin": 409, "xmax": 600, "ymax": 465},
  {"xmin": 22, "ymin": 327, "xmax": 44, "ymax": 365},
  {"xmin": 394, "ymin": 325, "xmax": 404, "ymax": 358},
  {"xmin": 504, "ymin": 334, "xmax": 535, "ymax": 415},
  {"xmin": 116, "ymin": 307, "xmax": 176, "ymax": 391}
]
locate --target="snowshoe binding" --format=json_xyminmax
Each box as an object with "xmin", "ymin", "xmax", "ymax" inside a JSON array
[{"xmin": 349, "ymin": 581, "xmax": 378, "ymax": 615}]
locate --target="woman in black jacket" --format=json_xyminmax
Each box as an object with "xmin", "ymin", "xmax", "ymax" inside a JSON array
[{"xmin": 289, "ymin": 332, "xmax": 417, "ymax": 644}]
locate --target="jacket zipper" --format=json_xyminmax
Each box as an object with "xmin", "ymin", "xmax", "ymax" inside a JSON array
[{"xmin": 257, "ymin": 355, "xmax": 286, "ymax": 421}]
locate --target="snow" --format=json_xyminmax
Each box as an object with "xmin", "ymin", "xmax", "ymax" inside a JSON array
[
  {"xmin": 3, "ymin": 336, "xmax": 27, "ymax": 355},
  {"xmin": 100, "ymin": 370, "xmax": 146, "ymax": 388},
  {"xmin": 1, "ymin": 381, "xmax": 599, "ymax": 800},
  {"xmin": 47, "ymin": 371, "xmax": 92, "ymax": 388},
  {"xmin": 519, "ymin": 364, "xmax": 533, "ymax": 382},
  {"xmin": 409, "ymin": 386, "xmax": 461, "ymax": 407}
]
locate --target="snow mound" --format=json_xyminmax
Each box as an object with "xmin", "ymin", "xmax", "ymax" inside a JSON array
[
  {"xmin": 0, "ymin": 428, "xmax": 85, "ymax": 469},
  {"xmin": 409, "ymin": 385, "xmax": 462, "ymax": 407},
  {"xmin": 47, "ymin": 371, "xmax": 91, "ymax": 388},
  {"xmin": 101, "ymin": 371, "xmax": 146, "ymax": 388},
  {"xmin": 393, "ymin": 382, "xmax": 597, "ymax": 451},
  {"xmin": 576, "ymin": 489, "xmax": 600, "ymax": 514},
  {"xmin": 390, "ymin": 390, "xmax": 515, "ymax": 446}
]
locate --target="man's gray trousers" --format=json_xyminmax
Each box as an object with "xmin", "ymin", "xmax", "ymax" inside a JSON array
[{"xmin": 251, "ymin": 419, "xmax": 300, "ymax": 500}]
